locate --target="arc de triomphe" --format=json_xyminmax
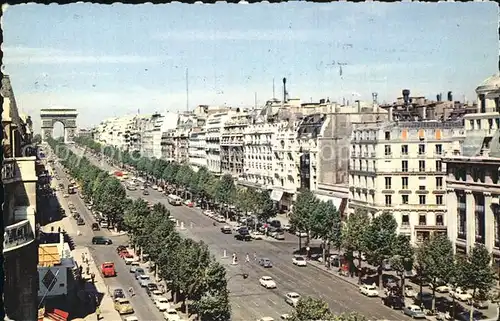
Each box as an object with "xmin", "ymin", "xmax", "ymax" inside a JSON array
[{"xmin": 40, "ymin": 107, "xmax": 78, "ymax": 143}]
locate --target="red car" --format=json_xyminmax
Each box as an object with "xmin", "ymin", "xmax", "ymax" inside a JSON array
[
  {"xmin": 184, "ymin": 200, "xmax": 194, "ymax": 207},
  {"xmin": 119, "ymin": 250, "xmax": 133, "ymax": 259}
]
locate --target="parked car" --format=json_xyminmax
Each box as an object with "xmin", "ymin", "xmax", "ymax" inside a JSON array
[
  {"xmin": 381, "ymin": 295, "xmax": 404, "ymax": 309},
  {"xmin": 129, "ymin": 262, "xmax": 140, "ymax": 273},
  {"xmin": 76, "ymin": 218, "xmax": 85, "ymax": 225},
  {"xmin": 220, "ymin": 226, "xmax": 232, "ymax": 234},
  {"xmin": 404, "ymin": 285, "xmax": 416, "ymax": 298},
  {"xmin": 91, "ymin": 222, "xmax": 100, "ymax": 231},
  {"xmin": 154, "ymin": 297, "xmax": 171, "ymax": 311},
  {"xmin": 138, "ymin": 275, "xmax": 150, "ymax": 287},
  {"xmin": 150, "ymin": 290, "xmax": 164, "ymax": 301},
  {"xmin": 259, "ymin": 258, "xmax": 273, "ymax": 268},
  {"xmin": 430, "ymin": 281, "xmax": 451, "ymax": 293},
  {"xmin": 292, "ymin": 256, "xmax": 307, "ymax": 267},
  {"xmin": 359, "ymin": 284, "xmax": 379, "ymax": 297},
  {"xmin": 402, "ymin": 305, "xmax": 426, "ymax": 319},
  {"xmin": 285, "ymin": 292, "xmax": 301, "ymax": 307},
  {"xmin": 274, "ymin": 232, "xmax": 285, "ymax": 240},
  {"xmin": 259, "ymin": 276, "xmax": 277, "ymax": 289},
  {"xmin": 114, "ymin": 298, "xmax": 134, "ymax": 315},
  {"xmin": 450, "ymin": 287, "xmax": 473, "ymax": 301},
  {"xmin": 112, "ymin": 288, "xmax": 125, "ymax": 299},
  {"xmin": 163, "ymin": 308, "xmax": 181, "ymax": 321},
  {"xmin": 251, "ymin": 231, "xmax": 264, "ymax": 240}
]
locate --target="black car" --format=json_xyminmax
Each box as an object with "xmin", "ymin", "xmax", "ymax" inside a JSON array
[
  {"xmin": 113, "ymin": 288, "xmax": 125, "ymax": 299},
  {"xmin": 92, "ymin": 236, "xmax": 112, "ymax": 245},
  {"xmin": 382, "ymin": 295, "xmax": 404, "ymax": 309},
  {"xmin": 77, "ymin": 218, "xmax": 85, "ymax": 225},
  {"xmin": 143, "ymin": 190, "xmax": 149, "ymax": 195},
  {"xmin": 235, "ymin": 230, "xmax": 252, "ymax": 241},
  {"xmin": 146, "ymin": 283, "xmax": 158, "ymax": 296}
]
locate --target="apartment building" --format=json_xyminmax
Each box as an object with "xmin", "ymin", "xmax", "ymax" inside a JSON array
[
  {"xmin": 188, "ymin": 126, "xmax": 207, "ymax": 170},
  {"xmin": 94, "ymin": 115, "xmax": 145, "ymax": 151},
  {"xmin": 161, "ymin": 128, "xmax": 176, "ymax": 162},
  {"xmin": 1, "ymin": 75, "xmax": 39, "ymax": 320},
  {"xmin": 173, "ymin": 113, "xmax": 195, "ymax": 164},
  {"xmin": 348, "ymin": 99, "xmax": 464, "ymax": 244},
  {"xmin": 220, "ymin": 110, "xmax": 248, "ymax": 178},
  {"xmin": 205, "ymin": 112, "xmax": 230, "ymax": 174},
  {"xmin": 444, "ymin": 74, "xmax": 500, "ymax": 261}
]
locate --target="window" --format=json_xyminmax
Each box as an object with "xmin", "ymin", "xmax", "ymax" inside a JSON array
[
  {"xmin": 401, "ymin": 145, "xmax": 408, "ymax": 155},
  {"xmin": 385, "ymin": 131, "xmax": 391, "ymax": 140},
  {"xmin": 402, "ymin": 195, "xmax": 409, "ymax": 204},
  {"xmin": 436, "ymin": 177, "xmax": 443, "ymax": 189},
  {"xmin": 419, "ymin": 160, "xmax": 426, "ymax": 172},
  {"xmin": 384, "ymin": 145, "xmax": 391, "ymax": 156},
  {"xmin": 402, "ymin": 214, "xmax": 410, "ymax": 226},
  {"xmin": 435, "ymin": 144, "xmax": 442, "ymax": 155},
  {"xmin": 419, "ymin": 185, "xmax": 426, "ymax": 191},
  {"xmin": 436, "ymin": 214, "xmax": 444, "ymax": 225},
  {"xmin": 436, "ymin": 160, "xmax": 442, "ymax": 172},
  {"xmin": 419, "ymin": 214, "xmax": 427, "ymax": 225},
  {"xmin": 401, "ymin": 177, "xmax": 409, "ymax": 189},
  {"xmin": 402, "ymin": 161, "xmax": 408, "ymax": 172},
  {"xmin": 385, "ymin": 195, "xmax": 392, "ymax": 206},
  {"xmin": 436, "ymin": 195, "xmax": 443, "ymax": 205},
  {"xmin": 385, "ymin": 177, "xmax": 392, "ymax": 189},
  {"xmin": 419, "ymin": 195, "xmax": 426, "ymax": 205},
  {"xmin": 418, "ymin": 144, "xmax": 426, "ymax": 155}
]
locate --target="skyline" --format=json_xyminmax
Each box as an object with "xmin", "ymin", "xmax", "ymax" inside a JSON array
[{"xmin": 2, "ymin": 2, "xmax": 498, "ymax": 132}]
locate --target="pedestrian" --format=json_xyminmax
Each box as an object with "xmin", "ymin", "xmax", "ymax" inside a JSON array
[
  {"xmin": 245, "ymin": 253, "xmax": 250, "ymax": 263},
  {"xmin": 81, "ymin": 253, "xmax": 85, "ymax": 262},
  {"xmin": 57, "ymin": 226, "xmax": 61, "ymax": 233},
  {"xmin": 90, "ymin": 272, "xmax": 95, "ymax": 284},
  {"xmin": 95, "ymin": 306, "xmax": 101, "ymax": 320},
  {"xmin": 253, "ymin": 252, "xmax": 257, "ymax": 261},
  {"xmin": 86, "ymin": 266, "xmax": 90, "ymax": 275},
  {"xmin": 51, "ymin": 226, "xmax": 54, "ymax": 232}
]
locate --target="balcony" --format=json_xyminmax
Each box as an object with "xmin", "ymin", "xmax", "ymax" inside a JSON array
[{"xmin": 3, "ymin": 219, "xmax": 35, "ymax": 253}]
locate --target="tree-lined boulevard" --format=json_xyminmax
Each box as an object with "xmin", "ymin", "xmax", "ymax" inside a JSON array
[{"xmin": 46, "ymin": 136, "xmax": 500, "ymax": 321}]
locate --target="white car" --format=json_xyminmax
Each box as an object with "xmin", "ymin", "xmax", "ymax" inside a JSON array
[
  {"xmin": 257, "ymin": 318, "xmax": 275, "ymax": 321},
  {"xmin": 285, "ymin": 292, "xmax": 301, "ymax": 307},
  {"xmin": 154, "ymin": 297, "xmax": 171, "ymax": 311},
  {"xmin": 158, "ymin": 187, "xmax": 164, "ymax": 192},
  {"xmin": 140, "ymin": 186, "xmax": 145, "ymax": 190},
  {"xmin": 292, "ymin": 256, "xmax": 307, "ymax": 267},
  {"xmin": 295, "ymin": 231, "xmax": 308, "ymax": 237},
  {"xmin": 124, "ymin": 317, "xmax": 139, "ymax": 321},
  {"xmin": 163, "ymin": 308, "xmax": 181, "ymax": 321},
  {"xmin": 129, "ymin": 262, "xmax": 141, "ymax": 273},
  {"xmin": 63, "ymin": 193, "xmax": 69, "ymax": 198},
  {"xmin": 359, "ymin": 284, "xmax": 379, "ymax": 297},
  {"xmin": 282, "ymin": 224, "xmax": 291, "ymax": 231},
  {"xmin": 138, "ymin": 275, "xmax": 150, "ymax": 287},
  {"xmin": 404, "ymin": 285, "xmax": 416, "ymax": 298},
  {"xmin": 431, "ymin": 283, "xmax": 451, "ymax": 293},
  {"xmin": 259, "ymin": 276, "xmax": 277, "ymax": 289},
  {"xmin": 216, "ymin": 215, "xmax": 226, "ymax": 223},
  {"xmin": 450, "ymin": 287, "xmax": 472, "ymax": 301},
  {"xmin": 150, "ymin": 290, "xmax": 164, "ymax": 301},
  {"xmin": 250, "ymin": 231, "xmax": 264, "ymax": 240},
  {"xmin": 152, "ymin": 185, "xmax": 158, "ymax": 190},
  {"xmin": 124, "ymin": 257, "xmax": 137, "ymax": 265}
]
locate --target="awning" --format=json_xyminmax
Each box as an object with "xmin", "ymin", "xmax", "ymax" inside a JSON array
[
  {"xmin": 314, "ymin": 194, "xmax": 343, "ymax": 210},
  {"xmin": 270, "ymin": 190, "xmax": 284, "ymax": 202}
]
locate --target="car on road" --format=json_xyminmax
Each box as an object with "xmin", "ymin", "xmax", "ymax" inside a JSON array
[
  {"xmin": 285, "ymin": 292, "xmax": 301, "ymax": 307},
  {"xmin": 259, "ymin": 276, "xmax": 277, "ymax": 289},
  {"xmin": 129, "ymin": 262, "xmax": 140, "ymax": 273},
  {"xmin": 134, "ymin": 268, "xmax": 145, "ymax": 279},
  {"xmin": 76, "ymin": 218, "xmax": 85, "ymax": 225},
  {"xmin": 215, "ymin": 215, "xmax": 226, "ymax": 223},
  {"xmin": 282, "ymin": 224, "xmax": 291, "ymax": 231},
  {"xmin": 404, "ymin": 285, "xmax": 416, "ymax": 298},
  {"xmin": 124, "ymin": 257, "xmax": 136, "ymax": 265},
  {"xmin": 381, "ymin": 295, "xmax": 404, "ymax": 309},
  {"xmin": 146, "ymin": 283, "xmax": 159, "ymax": 296},
  {"xmin": 220, "ymin": 226, "xmax": 232, "ymax": 234},
  {"xmin": 183, "ymin": 200, "xmax": 194, "ymax": 207},
  {"xmin": 292, "ymin": 256, "xmax": 307, "ymax": 267},
  {"xmin": 138, "ymin": 275, "xmax": 151, "ymax": 287},
  {"xmin": 63, "ymin": 193, "xmax": 69, "ymax": 198},
  {"xmin": 112, "ymin": 288, "xmax": 125, "ymax": 299},
  {"xmin": 359, "ymin": 284, "xmax": 379, "ymax": 297},
  {"xmin": 114, "ymin": 298, "xmax": 134, "ymax": 315},
  {"xmin": 258, "ymin": 258, "xmax": 273, "ymax": 268},
  {"xmin": 155, "ymin": 297, "xmax": 171, "ymax": 311},
  {"xmin": 91, "ymin": 222, "xmax": 100, "ymax": 231},
  {"xmin": 295, "ymin": 231, "xmax": 308, "ymax": 237},
  {"xmin": 273, "ymin": 232, "xmax": 285, "ymax": 240},
  {"xmin": 163, "ymin": 308, "xmax": 181, "ymax": 321},
  {"xmin": 450, "ymin": 287, "xmax": 472, "ymax": 301},
  {"xmin": 402, "ymin": 305, "xmax": 426, "ymax": 319},
  {"xmin": 234, "ymin": 229, "xmax": 252, "ymax": 241},
  {"xmin": 250, "ymin": 231, "xmax": 264, "ymax": 240},
  {"xmin": 124, "ymin": 316, "xmax": 139, "ymax": 321},
  {"xmin": 92, "ymin": 236, "xmax": 112, "ymax": 245},
  {"xmin": 143, "ymin": 190, "xmax": 150, "ymax": 196},
  {"xmin": 257, "ymin": 318, "xmax": 274, "ymax": 321}
]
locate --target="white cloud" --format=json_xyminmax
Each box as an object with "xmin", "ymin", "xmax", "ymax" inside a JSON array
[
  {"xmin": 2, "ymin": 46, "xmax": 167, "ymax": 65},
  {"xmin": 153, "ymin": 29, "xmax": 333, "ymax": 42}
]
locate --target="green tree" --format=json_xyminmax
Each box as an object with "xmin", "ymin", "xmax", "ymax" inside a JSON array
[
  {"xmin": 255, "ymin": 190, "xmax": 275, "ymax": 222},
  {"xmin": 214, "ymin": 174, "xmax": 235, "ymax": 218},
  {"xmin": 414, "ymin": 234, "xmax": 454, "ymax": 311},
  {"xmin": 457, "ymin": 244, "xmax": 497, "ymax": 320},
  {"xmin": 193, "ymin": 291, "xmax": 231, "ymax": 321},
  {"xmin": 290, "ymin": 190, "xmax": 318, "ymax": 250},
  {"xmin": 123, "ymin": 198, "xmax": 150, "ymax": 245},
  {"xmin": 330, "ymin": 312, "xmax": 369, "ymax": 321},
  {"xmin": 341, "ymin": 209, "xmax": 370, "ymax": 284},
  {"xmin": 33, "ymin": 134, "xmax": 42, "ymax": 144},
  {"xmin": 289, "ymin": 297, "xmax": 332, "ymax": 321},
  {"xmin": 389, "ymin": 234, "xmax": 414, "ymax": 289},
  {"xmin": 310, "ymin": 201, "xmax": 342, "ymax": 264},
  {"xmin": 362, "ymin": 211, "xmax": 397, "ymax": 288}
]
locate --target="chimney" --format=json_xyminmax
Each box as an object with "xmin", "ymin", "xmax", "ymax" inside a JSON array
[
  {"xmin": 282, "ymin": 78, "xmax": 287, "ymax": 103},
  {"xmin": 402, "ymin": 89, "xmax": 410, "ymax": 105},
  {"xmin": 447, "ymin": 91, "xmax": 453, "ymax": 102},
  {"xmin": 388, "ymin": 106, "xmax": 394, "ymax": 122},
  {"xmin": 436, "ymin": 94, "xmax": 441, "ymax": 102},
  {"xmin": 372, "ymin": 92, "xmax": 379, "ymax": 112},
  {"xmin": 319, "ymin": 99, "xmax": 325, "ymax": 104},
  {"xmin": 355, "ymin": 100, "xmax": 361, "ymax": 113}
]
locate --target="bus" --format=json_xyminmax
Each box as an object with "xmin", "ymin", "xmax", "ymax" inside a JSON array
[{"xmin": 167, "ymin": 194, "xmax": 182, "ymax": 206}]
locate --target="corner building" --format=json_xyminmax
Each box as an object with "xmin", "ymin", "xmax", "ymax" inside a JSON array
[
  {"xmin": 349, "ymin": 115, "xmax": 464, "ymax": 245},
  {"xmin": 444, "ymin": 74, "xmax": 500, "ymax": 266}
]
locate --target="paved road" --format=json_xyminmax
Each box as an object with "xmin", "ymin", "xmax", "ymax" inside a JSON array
[
  {"xmin": 51, "ymin": 161, "xmax": 164, "ymax": 321},
  {"xmin": 75, "ymin": 147, "xmax": 410, "ymax": 321}
]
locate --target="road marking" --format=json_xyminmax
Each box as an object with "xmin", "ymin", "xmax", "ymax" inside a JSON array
[
  {"xmin": 268, "ymin": 299, "xmax": 276, "ymax": 305},
  {"xmin": 254, "ymin": 301, "xmax": 259, "ymax": 307}
]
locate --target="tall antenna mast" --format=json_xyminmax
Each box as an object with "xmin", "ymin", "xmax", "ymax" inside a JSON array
[
  {"xmin": 186, "ymin": 68, "xmax": 189, "ymax": 112},
  {"xmin": 254, "ymin": 92, "xmax": 257, "ymax": 110},
  {"xmin": 272, "ymin": 78, "xmax": 275, "ymax": 99}
]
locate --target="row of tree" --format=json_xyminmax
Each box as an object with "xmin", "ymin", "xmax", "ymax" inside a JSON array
[
  {"xmin": 290, "ymin": 297, "xmax": 368, "ymax": 321},
  {"xmin": 74, "ymin": 136, "xmax": 277, "ymax": 222},
  {"xmin": 48, "ymin": 137, "xmax": 231, "ymax": 319}
]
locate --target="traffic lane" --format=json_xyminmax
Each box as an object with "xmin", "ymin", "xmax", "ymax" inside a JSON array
[
  {"xmin": 149, "ymin": 197, "xmax": 408, "ymax": 320},
  {"xmin": 53, "ymin": 164, "xmax": 162, "ymax": 321},
  {"xmin": 88, "ymin": 244, "xmax": 165, "ymax": 321}
]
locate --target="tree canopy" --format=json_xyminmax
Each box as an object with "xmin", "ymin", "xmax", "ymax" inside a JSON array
[{"xmin": 289, "ymin": 296, "xmax": 368, "ymax": 321}]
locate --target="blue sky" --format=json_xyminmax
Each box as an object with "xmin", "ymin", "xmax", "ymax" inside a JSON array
[{"xmin": 2, "ymin": 2, "xmax": 498, "ymax": 132}]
